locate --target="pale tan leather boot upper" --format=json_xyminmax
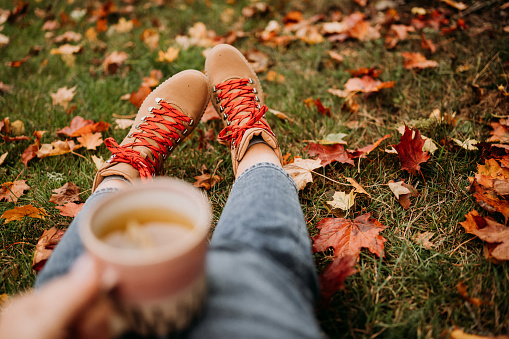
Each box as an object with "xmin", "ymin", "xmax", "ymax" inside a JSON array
[
  {"xmin": 204, "ymin": 44, "xmax": 283, "ymax": 176},
  {"xmin": 92, "ymin": 70, "xmax": 210, "ymax": 191}
]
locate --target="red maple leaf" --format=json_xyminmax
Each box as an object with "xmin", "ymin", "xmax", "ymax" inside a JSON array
[
  {"xmin": 393, "ymin": 125, "xmax": 430, "ymax": 176},
  {"xmin": 348, "ymin": 134, "xmax": 391, "ymax": 159},
  {"xmin": 55, "ymin": 202, "xmax": 84, "ymax": 217},
  {"xmin": 306, "ymin": 143, "xmax": 354, "ymax": 166},
  {"xmin": 32, "ymin": 227, "xmax": 66, "ymax": 273},
  {"xmin": 130, "ymin": 85, "xmax": 152, "ymax": 108},
  {"xmin": 56, "ymin": 116, "xmax": 109, "ymax": 137},
  {"xmin": 319, "ymin": 255, "xmax": 358, "ymax": 302},
  {"xmin": 312, "ymin": 213, "xmax": 387, "ymax": 258}
]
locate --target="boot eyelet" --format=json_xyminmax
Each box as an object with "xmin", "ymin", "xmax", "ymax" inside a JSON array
[
  {"xmin": 220, "ymin": 105, "xmax": 224, "ymax": 113},
  {"xmin": 257, "ymin": 104, "xmax": 261, "ymax": 109},
  {"xmin": 252, "ymin": 88, "xmax": 258, "ymax": 94},
  {"xmin": 128, "ymin": 133, "xmax": 133, "ymax": 138},
  {"xmin": 148, "ymin": 107, "xmax": 155, "ymax": 112},
  {"xmin": 248, "ymin": 78, "xmax": 254, "ymax": 84},
  {"xmin": 189, "ymin": 118, "xmax": 194, "ymax": 126},
  {"xmin": 176, "ymin": 137, "xmax": 181, "ymax": 143},
  {"xmin": 223, "ymin": 113, "xmax": 227, "ymax": 120},
  {"xmin": 216, "ymin": 97, "xmax": 220, "ymax": 103},
  {"xmin": 183, "ymin": 128, "xmax": 188, "ymax": 135},
  {"xmin": 169, "ymin": 146, "xmax": 174, "ymax": 151},
  {"xmin": 212, "ymin": 85, "xmax": 216, "ymax": 93},
  {"xmin": 141, "ymin": 116, "xmax": 147, "ymax": 122},
  {"xmin": 155, "ymin": 97, "xmax": 163, "ymax": 104},
  {"xmin": 255, "ymin": 96, "xmax": 259, "ymax": 102},
  {"xmin": 227, "ymin": 120, "xmax": 230, "ymax": 126},
  {"xmin": 135, "ymin": 124, "xmax": 142, "ymax": 129}
]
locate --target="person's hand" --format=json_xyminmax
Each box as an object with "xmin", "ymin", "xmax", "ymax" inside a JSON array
[{"xmin": 0, "ymin": 255, "xmax": 116, "ymax": 339}]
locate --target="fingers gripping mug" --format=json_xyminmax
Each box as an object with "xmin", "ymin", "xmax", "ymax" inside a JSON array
[{"xmin": 80, "ymin": 178, "xmax": 211, "ymax": 336}]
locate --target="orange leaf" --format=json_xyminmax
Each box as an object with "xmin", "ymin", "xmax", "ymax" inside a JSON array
[
  {"xmin": 319, "ymin": 255, "xmax": 358, "ymax": 302},
  {"xmin": 0, "ymin": 180, "xmax": 30, "ymax": 203},
  {"xmin": 307, "ymin": 143, "xmax": 354, "ymax": 166},
  {"xmin": 283, "ymin": 157, "xmax": 323, "ymax": 190},
  {"xmin": 193, "ymin": 173, "xmax": 222, "ymax": 190},
  {"xmin": 102, "ymin": 51, "xmax": 128, "ymax": 75},
  {"xmin": 55, "ymin": 202, "xmax": 84, "ymax": 218},
  {"xmin": 32, "ymin": 227, "xmax": 66, "ymax": 273},
  {"xmin": 56, "ymin": 116, "xmax": 93, "ymax": 137},
  {"xmin": 49, "ymin": 182, "xmax": 81, "ymax": 205},
  {"xmin": 457, "ymin": 282, "xmax": 486, "ymax": 306},
  {"xmin": 312, "ymin": 213, "xmax": 387, "ymax": 258},
  {"xmin": 130, "ymin": 85, "xmax": 151, "ymax": 109},
  {"xmin": 394, "ymin": 125, "xmax": 430, "ymax": 175},
  {"xmin": 469, "ymin": 181, "xmax": 509, "ymax": 224},
  {"xmin": 349, "ymin": 67, "xmax": 382, "ymax": 78},
  {"xmin": 244, "ymin": 49, "xmax": 270, "ymax": 73},
  {"xmin": 50, "ymin": 86, "xmax": 77, "ymax": 109},
  {"xmin": 1, "ymin": 204, "xmax": 48, "ymax": 224},
  {"xmin": 36, "ymin": 140, "xmax": 81, "ymax": 158},
  {"xmin": 401, "ymin": 52, "xmax": 438, "ymax": 70},
  {"xmin": 140, "ymin": 28, "xmax": 160, "ymax": 50},
  {"xmin": 141, "ymin": 69, "xmax": 163, "ymax": 88},
  {"xmin": 77, "ymin": 132, "xmax": 103, "ymax": 150},
  {"xmin": 201, "ymin": 101, "xmax": 221, "ymax": 123},
  {"xmin": 421, "ymin": 34, "xmax": 436, "ymax": 53},
  {"xmin": 348, "ymin": 134, "xmax": 391, "ymax": 159}
]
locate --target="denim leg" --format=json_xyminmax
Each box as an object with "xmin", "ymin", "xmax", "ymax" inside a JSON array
[
  {"xmin": 35, "ymin": 187, "xmax": 121, "ymax": 288},
  {"xmin": 188, "ymin": 163, "xmax": 323, "ymax": 339}
]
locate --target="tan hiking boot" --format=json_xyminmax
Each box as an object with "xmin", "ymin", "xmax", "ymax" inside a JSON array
[
  {"xmin": 92, "ymin": 70, "xmax": 210, "ymax": 191},
  {"xmin": 204, "ymin": 44, "xmax": 283, "ymax": 176}
]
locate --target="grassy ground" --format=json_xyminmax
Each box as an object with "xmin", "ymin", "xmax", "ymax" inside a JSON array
[{"xmin": 1, "ymin": 0, "xmax": 509, "ymax": 337}]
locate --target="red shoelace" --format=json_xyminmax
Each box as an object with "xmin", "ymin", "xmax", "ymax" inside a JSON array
[
  {"xmin": 215, "ymin": 78, "xmax": 274, "ymax": 149},
  {"xmin": 104, "ymin": 99, "xmax": 191, "ymax": 180}
]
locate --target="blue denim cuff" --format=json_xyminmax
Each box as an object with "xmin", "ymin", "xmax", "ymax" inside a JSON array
[{"xmin": 234, "ymin": 162, "xmax": 298, "ymax": 193}]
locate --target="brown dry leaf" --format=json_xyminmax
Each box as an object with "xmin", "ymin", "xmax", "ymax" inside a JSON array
[
  {"xmin": 487, "ymin": 122, "xmax": 509, "ymax": 143},
  {"xmin": 49, "ymin": 182, "xmax": 81, "ymax": 205},
  {"xmin": 0, "ymin": 180, "xmax": 30, "ymax": 203},
  {"xmin": 266, "ymin": 70, "xmax": 285, "ymax": 84},
  {"xmin": 469, "ymin": 181, "xmax": 509, "ymax": 224},
  {"xmin": 201, "ymin": 102, "xmax": 221, "ymax": 123},
  {"xmin": 77, "ymin": 132, "xmax": 103, "ymax": 150},
  {"xmin": 56, "ymin": 116, "xmax": 93, "ymax": 137},
  {"xmin": 283, "ymin": 157, "xmax": 323, "ymax": 190},
  {"xmin": 388, "ymin": 179, "xmax": 419, "ymax": 209},
  {"xmin": 54, "ymin": 31, "xmax": 82, "ymax": 43},
  {"xmin": 327, "ymin": 191, "xmax": 356, "ymax": 211},
  {"xmin": 157, "ymin": 47, "xmax": 180, "ymax": 63},
  {"xmin": 450, "ymin": 328, "xmax": 509, "ymax": 339},
  {"xmin": 85, "ymin": 27, "xmax": 98, "ymax": 42},
  {"xmin": 32, "ymin": 227, "xmax": 66, "ymax": 273},
  {"xmin": 130, "ymin": 85, "xmax": 151, "ymax": 109},
  {"xmin": 385, "ymin": 24, "xmax": 415, "ymax": 49},
  {"xmin": 0, "ymin": 152, "xmax": 7, "ymax": 166},
  {"xmin": 193, "ymin": 173, "xmax": 222, "ymax": 190},
  {"xmin": 307, "ymin": 143, "xmax": 354, "ymax": 166},
  {"xmin": 244, "ymin": 50, "xmax": 269, "ymax": 73},
  {"xmin": 296, "ymin": 25, "xmax": 324, "ymax": 44},
  {"xmin": 21, "ymin": 131, "xmax": 45, "ymax": 166},
  {"xmin": 112, "ymin": 17, "xmax": 133, "ymax": 33},
  {"xmin": 413, "ymin": 231, "xmax": 435, "ymax": 249},
  {"xmin": 50, "ymin": 44, "xmax": 82, "ymax": 55},
  {"xmin": 0, "ymin": 33, "xmax": 9, "ymax": 47},
  {"xmin": 441, "ymin": 0, "xmax": 468, "ymax": 10},
  {"xmin": 329, "ymin": 76, "xmax": 395, "ymax": 97},
  {"xmin": 319, "ymin": 255, "xmax": 358, "ymax": 302},
  {"xmin": 51, "ymin": 86, "xmax": 77, "ymax": 109},
  {"xmin": 349, "ymin": 67, "xmax": 382, "ymax": 78},
  {"xmin": 36, "ymin": 140, "xmax": 81, "ymax": 158},
  {"xmin": 328, "ymin": 50, "xmax": 344, "ymax": 63},
  {"xmin": 421, "ymin": 34, "xmax": 437, "ymax": 53},
  {"xmin": 42, "ymin": 20, "xmax": 59, "ymax": 31},
  {"xmin": 267, "ymin": 108, "xmax": 294, "ymax": 123},
  {"xmin": 401, "ymin": 52, "xmax": 439, "ymax": 70},
  {"xmin": 115, "ymin": 118, "xmax": 135, "ymax": 129},
  {"xmin": 456, "ymin": 282, "xmax": 485, "ymax": 306},
  {"xmin": 0, "ymin": 82, "xmax": 13, "ymax": 93},
  {"xmin": 55, "ymin": 202, "xmax": 84, "ymax": 217},
  {"xmin": 1, "ymin": 204, "xmax": 48, "ymax": 224},
  {"xmin": 141, "ymin": 69, "xmax": 163, "ymax": 88},
  {"xmin": 475, "ymin": 159, "xmax": 509, "ymax": 195},
  {"xmin": 345, "ymin": 177, "xmax": 371, "ymax": 198},
  {"xmin": 140, "ymin": 28, "xmax": 160, "ymax": 50},
  {"xmin": 91, "ymin": 155, "xmax": 104, "ymax": 170},
  {"xmin": 102, "ymin": 51, "xmax": 128, "ymax": 75},
  {"xmin": 313, "ymin": 213, "xmax": 387, "ymax": 258}
]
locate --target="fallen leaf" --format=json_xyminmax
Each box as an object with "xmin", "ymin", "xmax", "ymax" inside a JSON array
[
  {"xmin": 388, "ymin": 179, "xmax": 419, "ymax": 209},
  {"xmin": 141, "ymin": 69, "xmax": 163, "ymax": 88},
  {"xmin": 313, "ymin": 213, "xmax": 387, "ymax": 258},
  {"xmin": 112, "ymin": 17, "xmax": 133, "ymax": 33},
  {"xmin": 449, "ymin": 328, "xmax": 509, "ymax": 339},
  {"xmin": 140, "ymin": 28, "xmax": 160, "ymax": 50},
  {"xmin": 49, "ymin": 44, "xmax": 82, "ymax": 55},
  {"xmin": 452, "ymin": 138, "xmax": 478, "ymax": 151},
  {"xmin": 267, "ymin": 108, "xmax": 294, "ymax": 123},
  {"xmin": 307, "ymin": 143, "xmax": 354, "ymax": 166},
  {"xmin": 394, "ymin": 125, "xmax": 430, "ymax": 176},
  {"xmin": 316, "ymin": 133, "xmax": 348, "ymax": 145},
  {"xmin": 283, "ymin": 157, "xmax": 323, "ymax": 190},
  {"xmin": 157, "ymin": 46, "xmax": 180, "ymax": 63},
  {"xmin": 115, "ymin": 118, "xmax": 135, "ymax": 129},
  {"xmin": 0, "ymin": 152, "xmax": 7, "ymax": 165},
  {"xmin": 441, "ymin": 0, "xmax": 468, "ymax": 10},
  {"xmin": 329, "ymin": 76, "xmax": 395, "ymax": 97},
  {"xmin": 469, "ymin": 181, "xmax": 509, "ymax": 224},
  {"xmin": 130, "ymin": 85, "xmax": 151, "ymax": 109},
  {"xmin": 401, "ymin": 52, "xmax": 439, "ymax": 70},
  {"xmin": 385, "ymin": 24, "xmax": 415, "ymax": 49},
  {"xmin": 1, "ymin": 204, "xmax": 48, "ymax": 224},
  {"xmin": 56, "ymin": 116, "xmax": 93, "ymax": 136},
  {"xmin": 49, "ymin": 182, "xmax": 81, "ymax": 205},
  {"xmin": 5, "ymin": 55, "xmax": 30, "ymax": 67},
  {"xmin": 456, "ymin": 282, "xmax": 485, "ymax": 306},
  {"xmin": 487, "ymin": 122, "xmax": 509, "ymax": 143},
  {"xmin": 413, "ymin": 231, "xmax": 435, "ymax": 249},
  {"xmin": 319, "ymin": 255, "xmax": 358, "ymax": 301},
  {"xmin": 244, "ymin": 49, "xmax": 269, "ymax": 73},
  {"xmin": 102, "ymin": 51, "xmax": 128, "ymax": 75},
  {"xmin": 51, "ymin": 86, "xmax": 77, "ymax": 109},
  {"xmin": 328, "ymin": 50, "xmax": 344, "ymax": 63},
  {"xmin": 411, "ymin": 9, "xmax": 449, "ymax": 30},
  {"xmin": 345, "ymin": 177, "xmax": 371, "ymax": 197},
  {"xmin": 55, "ymin": 202, "xmax": 84, "ymax": 217},
  {"xmin": 77, "ymin": 132, "xmax": 103, "ymax": 150},
  {"xmin": 193, "ymin": 173, "xmax": 222, "ymax": 190},
  {"xmin": 10, "ymin": 120, "xmax": 25, "ymax": 135},
  {"xmin": 327, "ymin": 191, "xmax": 356, "ymax": 211},
  {"xmin": 421, "ymin": 33, "xmax": 437, "ymax": 53},
  {"xmin": 32, "ymin": 227, "xmax": 66, "ymax": 273},
  {"xmin": 0, "ymin": 180, "xmax": 30, "ymax": 203},
  {"xmin": 0, "ymin": 82, "xmax": 13, "ymax": 93},
  {"xmin": 296, "ymin": 25, "xmax": 324, "ymax": 44},
  {"xmin": 348, "ymin": 134, "xmax": 391, "ymax": 159},
  {"xmin": 349, "ymin": 67, "xmax": 382, "ymax": 78},
  {"xmin": 0, "ymin": 33, "xmax": 9, "ymax": 47},
  {"xmin": 266, "ymin": 70, "xmax": 285, "ymax": 84},
  {"xmin": 42, "ymin": 19, "xmax": 60, "ymax": 30},
  {"xmin": 201, "ymin": 102, "xmax": 221, "ymax": 122},
  {"xmin": 54, "ymin": 31, "xmax": 82, "ymax": 43},
  {"xmin": 36, "ymin": 140, "xmax": 81, "ymax": 158},
  {"xmin": 21, "ymin": 131, "xmax": 45, "ymax": 166},
  {"xmin": 91, "ymin": 155, "xmax": 104, "ymax": 170}
]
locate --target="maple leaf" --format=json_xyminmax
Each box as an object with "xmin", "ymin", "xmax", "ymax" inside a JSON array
[
  {"xmin": 32, "ymin": 227, "xmax": 66, "ymax": 273},
  {"xmin": 385, "ymin": 25, "xmax": 415, "ymax": 49},
  {"xmin": 130, "ymin": 85, "xmax": 152, "ymax": 109},
  {"xmin": 49, "ymin": 182, "xmax": 81, "ymax": 205},
  {"xmin": 201, "ymin": 102, "xmax": 221, "ymax": 123},
  {"xmin": 91, "ymin": 155, "xmax": 104, "ymax": 170},
  {"xmin": 411, "ymin": 9, "xmax": 449, "ymax": 30},
  {"xmin": 141, "ymin": 69, "xmax": 163, "ymax": 88},
  {"xmin": 394, "ymin": 125, "xmax": 430, "ymax": 176},
  {"xmin": 56, "ymin": 116, "xmax": 93, "ymax": 137},
  {"xmin": 36, "ymin": 140, "xmax": 81, "ymax": 158},
  {"xmin": 401, "ymin": 52, "xmax": 438, "ymax": 70},
  {"xmin": 140, "ymin": 28, "xmax": 160, "ymax": 50},
  {"xmin": 487, "ymin": 122, "xmax": 509, "ymax": 143},
  {"xmin": 469, "ymin": 181, "xmax": 509, "ymax": 224},
  {"xmin": 319, "ymin": 255, "xmax": 358, "ymax": 301},
  {"xmin": 102, "ymin": 51, "xmax": 128, "ymax": 75},
  {"xmin": 413, "ymin": 231, "xmax": 435, "ymax": 249},
  {"xmin": 345, "ymin": 177, "xmax": 371, "ymax": 197},
  {"xmin": 348, "ymin": 134, "xmax": 391, "ymax": 159},
  {"xmin": 77, "ymin": 132, "xmax": 103, "ymax": 150},
  {"xmin": 328, "ymin": 76, "xmax": 395, "ymax": 98},
  {"xmin": 49, "ymin": 44, "xmax": 82, "ymax": 55},
  {"xmin": 51, "ymin": 85, "xmax": 77, "ymax": 109},
  {"xmin": 307, "ymin": 143, "xmax": 354, "ymax": 166},
  {"xmin": 157, "ymin": 47, "xmax": 180, "ymax": 63},
  {"xmin": 475, "ymin": 159, "xmax": 509, "ymax": 196},
  {"xmin": 244, "ymin": 49, "xmax": 269, "ymax": 73},
  {"xmin": 21, "ymin": 131, "xmax": 45, "ymax": 166},
  {"xmin": 0, "ymin": 180, "xmax": 30, "ymax": 203},
  {"xmin": 55, "ymin": 202, "xmax": 84, "ymax": 217},
  {"xmin": 54, "ymin": 31, "xmax": 82, "ymax": 43},
  {"xmin": 313, "ymin": 213, "xmax": 387, "ymax": 258},
  {"xmin": 296, "ymin": 25, "xmax": 324, "ymax": 44},
  {"xmin": 327, "ymin": 191, "xmax": 356, "ymax": 211},
  {"xmin": 283, "ymin": 157, "xmax": 323, "ymax": 190},
  {"xmin": 1, "ymin": 204, "xmax": 48, "ymax": 224},
  {"xmin": 349, "ymin": 67, "xmax": 382, "ymax": 78},
  {"xmin": 421, "ymin": 33, "xmax": 436, "ymax": 53},
  {"xmin": 112, "ymin": 17, "xmax": 133, "ymax": 33},
  {"xmin": 193, "ymin": 173, "xmax": 222, "ymax": 190},
  {"xmin": 115, "ymin": 118, "xmax": 135, "ymax": 129},
  {"xmin": 388, "ymin": 179, "xmax": 419, "ymax": 210}
]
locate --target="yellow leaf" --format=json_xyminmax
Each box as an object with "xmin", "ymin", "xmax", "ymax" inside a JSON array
[
  {"xmin": 50, "ymin": 86, "xmax": 77, "ymax": 108},
  {"xmin": 157, "ymin": 47, "xmax": 180, "ymax": 63},
  {"xmin": 283, "ymin": 157, "xmax": 323, "ymax": 190},
  {"xmin": 1, "ymin": 205, "xmax": 48, "ymax": 224},
  {"xmin": 327, "ymin": 191, "xmax": 356, "ymax": 211}
]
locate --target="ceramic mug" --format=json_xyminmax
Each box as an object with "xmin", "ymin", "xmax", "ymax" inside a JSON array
[{"xmin": 80, "ymin": 178, "xmax": 211, "ymax": 336}]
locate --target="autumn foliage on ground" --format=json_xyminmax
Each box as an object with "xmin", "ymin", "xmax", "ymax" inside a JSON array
[{"xmin": 1, "ymin": 0, "xmax": 509, "ymax": 337}]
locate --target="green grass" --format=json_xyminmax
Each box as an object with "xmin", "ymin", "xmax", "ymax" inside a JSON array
[{"xmin": 1, "ymin": 0, "xmax": 509, "ymax": 337}]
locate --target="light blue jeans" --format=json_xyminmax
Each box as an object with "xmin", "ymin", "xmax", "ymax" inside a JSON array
[{"xmin": 36, "ymin": 163, "xmax": 324, "ymax": 339}]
